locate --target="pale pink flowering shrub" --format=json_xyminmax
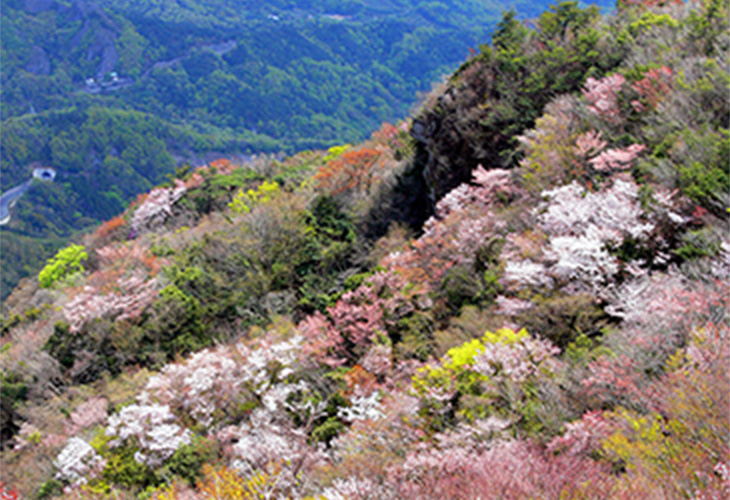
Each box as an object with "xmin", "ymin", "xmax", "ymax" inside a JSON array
[
  {"xmin": 143, "ymin": 346, "xmax": 241, "ymax": 427},
  {"xmin": 142, "ymin": 335, "xmax": 305, "ymax": 430},
  {"xmin": 53, "ymin": 437, "xmax": 105, "ymax": 485},
  {"xmin": 300, "ymin": 271, "xmax": 426, "ymax": 366},
  {"xmin": 105, "ymin": 403, "xmax": 191, "ymax": 467},
  {"xmin": 583, "ymin": 73, "xmax": 626, "ymax": 123},
  {"xmin": 63, "ymin": 275, "xmax": 158, "ymax": 332},
  {"xmin": 584, "ymin": 273, "xmax": 729, "ymax": 410},
  {"xmin": 228, "ymin": 388, "xmax": 327, "ymax": 494},
  {"xmin": 472, "ymin": 334, "xmax": 560, "ymax": 384},
  {"xmin": 434, "ymin": 166, "xmax": 516, "ymax": 219},
  {"xmin": 589, "ymin": 144, "xmax": 646, "ymax": 172},
  {"xmin": 130, "ymin": 179, "xmax": 187, "ymax": 232},
  {"xmin": 66, "ymin": 397, "xmax": 108, "ymax": 434},
  {"xmin": 547, "ymin": 410, "xmax": 611, "ymax": 457},
  {"xmin": 495, "ymin": 295, "xmax": 535, "ymax": 316},
  {"xmin": 573, "ymin": 130, "xmax": 607, "ymax": 158},
  {"xmin": 390, "ymin": 438, "xmax": 611, "ymax": 499},
  {"xmin": 360, "ymin": 344, "xmax": 393, "ymax": 376},
  {"xmin": 530, "ymin": 178, "xmax": 654, "ymax": 291}
]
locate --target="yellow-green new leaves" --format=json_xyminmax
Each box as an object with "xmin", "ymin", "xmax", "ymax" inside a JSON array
[
  {"xmin": 413, "ymin": 328, "xmax": 532, "ymax": 399},
  {"xmin": 38, "ymin": 244, "xmax": 88, "ymax": 288},
  {"xmin": 228, "ymin": 180, "xmax": 280, "ymax": 214}
]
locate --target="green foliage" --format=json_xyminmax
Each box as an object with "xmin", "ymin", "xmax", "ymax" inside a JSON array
[
  {"xmin": 416, "ymin": 1, "xmax": 620, "ymax": 201},
  {"xmin": 394, "ymin": 312, "xmax": 434, "ymax": 361},
  {"xmin": 516, "ymin": 293, "xmax": 608, "ymax": 349},
  {"xmin": 147, "ymin": 285, "xmax": 208, "ymax": 360},
  {"xmin": 676, "ymin": 128, "xmax": 730, "ymax": 214},
  {"xmin": 1, "ymin": 370, "xmax": 28, "ymax": 445},
  {"xmin": 38, "ymin": 244, "xmax": 87, "ymax": 288},
  {"xmin": 160, "ymin": 437, "xmax": 219, "ymax": 486},
  {"xmin": 628, "ymin": 11, "xmax": 680, "ymax": 36},
  {"xmin": 102, "ymin": 445, "xmax": 158, "ymax": 490},
  {"xmin": 36, "ymin": 479, "xmax": 64, "ymax": 499},
  {"xmin": 43, "ymin": 322, "xmax": 78, "ymax": 370},
  {"xmin": 311, "ymin": 416, "xmax": 345, "ymax": 444}
]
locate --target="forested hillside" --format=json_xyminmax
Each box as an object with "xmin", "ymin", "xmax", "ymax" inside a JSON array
[
  {"xmin": 1, "ymin": 0, "xmax": 615, "ymax": 300},
  {"xmin": 1, "ymin": 0, "xmax": 728, "ymax": 498}
]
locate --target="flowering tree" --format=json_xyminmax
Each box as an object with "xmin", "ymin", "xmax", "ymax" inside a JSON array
[
  {"xmin": 53, "ymin": 437, "xmax": 105, "ymax": 486},
  {"xmin": 583, "ymin": 73, "xmax": 626, "ymax": 123},
  {"xmin": 130, "ymin": 179, "xmax": 187, "ymax": 233},
  {"xmin": 105, "ymin": 403, "xmax": 191, "ymax": 467}
]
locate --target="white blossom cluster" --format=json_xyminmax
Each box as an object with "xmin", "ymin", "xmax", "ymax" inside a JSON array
[
  {"xmin": 505, "ymin": 179, "xmax": 655, "ymax": 292},
  {"xmin": 143, "ymin": 346, "xmax": 241, "ymax": 427},
  {"xmin": 105, "ymin": 403, "xmax": 191, "ymax": 467},
  {"xmin": 54, "ymin": 437, "xmax": 105, "ymax": 485},
  {"xmin": 338, "ymin": 391, "xmax": 384, "ymax": 422}
]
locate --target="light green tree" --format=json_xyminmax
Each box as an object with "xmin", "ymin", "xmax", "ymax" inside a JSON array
[{"xmin": 38, "ymin": 244, "xmax": 88, "ymax": 288}]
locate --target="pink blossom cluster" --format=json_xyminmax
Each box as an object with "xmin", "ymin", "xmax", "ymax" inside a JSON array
[
  {"xmin": 300, "ymin": 271, "xmax": 426, "ymax": 366},
  {"xmin": 390, "ymin": 438, "xmax": 610, "ymax": 500},
  {"xmin": 547, "ymin": 411, "xmax": 611, "ymax": 457},
  {"xmin": 95, "ymin": 242, "xmax": 148, "ymax": 267},
  {"xmin": 434, "ymin": 166, "xmax": 515, "ymax": 219},
  {"xmin": 130, "ymin": 179, "xmax": 187, "ymax": 232},
  {"xmin": 360, "ymin": 344, "xmax": 393, "ymax": 376},
  {"xmin": 582, "ymin": 73, "xmax": 626, "ymax": 123},
  {"xmin": 472, "ymin": 335, "xmax": 560, "ymax": 383},
  {"xmin": 573, "ymin": 130, "xmax": 608, "ymax": 158},
  {"xmin": 589, "ymin": 144, "xmax": 646, "ymax": 172},
  {"xmin": 631, "ymin": 65, "xmax": 673, "ymax": 112},
  {"xmin": 65, "ymin": 397, "xmax": 108, "ymax": 435},
  {"xmin": 584, "ymin": 273, "xmax": 729, "ymax": 409},
  {"xmin": 63, "ymin": 275, "xmax": 158, "ymax": 332}
]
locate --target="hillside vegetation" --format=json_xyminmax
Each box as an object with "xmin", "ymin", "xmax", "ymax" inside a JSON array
[
  {"xmin": 1, "ymin": 0, "xmax": 728, "ymax": 498},
  {"xmin": 1, "ymin": 0, "xmax": 613, "ymax": 299}
]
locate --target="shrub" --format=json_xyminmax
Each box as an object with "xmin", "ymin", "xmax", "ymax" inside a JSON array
[{"xmin": 38, "ymin": 244, "xmax": 88, "ymax": 288}]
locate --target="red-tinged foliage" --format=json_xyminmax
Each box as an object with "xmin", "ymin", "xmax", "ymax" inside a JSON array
[
  {"xmin": 583, "ymin": 274, "xmax": 729, "ymax": 410},
  {"xmin": 207, "ymin": 159, "xmax": 237, "ymax": 176},
  {"xmin": 631, "ymin": 66, "xmax": 673, "ymax": 112},
  {"xmin": 343, "ymin": 365, "xmax": 378, "ymax": 397},
  {"xmin": 93, "ymin": 215, "xmax": 126, "ymax": 244},
  {"xmin": 601, "ymin": 323, "xmax": 730, "ymax": 498},
  {"xmin": 314, "ymin": 147, "xmax": 384, "ymax": 197}
]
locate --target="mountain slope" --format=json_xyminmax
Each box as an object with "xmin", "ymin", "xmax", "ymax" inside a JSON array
[
  {"xmin": 0, "ymin": 0, "xmax": 728, "ymax": 498},
  {"xmin": 0, "ymin": 0, "xmax": 614, "ymax": 300}
]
